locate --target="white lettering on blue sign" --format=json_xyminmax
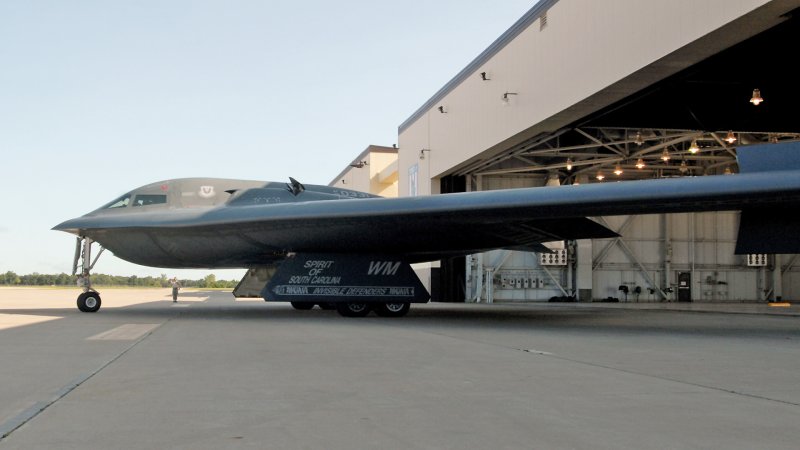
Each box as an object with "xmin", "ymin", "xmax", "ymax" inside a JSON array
[
  {"xmin": 272, "ymin": 285, "xmax": 414, "ymax": 297},
  {"xmin": 367, "ymin": 261, "xmax": 401, "ymax": 276}
]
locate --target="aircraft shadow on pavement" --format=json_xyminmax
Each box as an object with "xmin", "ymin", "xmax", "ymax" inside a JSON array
[{"xmin": 2, "ymin": 298, "xmax": 799, "ymax": 339}]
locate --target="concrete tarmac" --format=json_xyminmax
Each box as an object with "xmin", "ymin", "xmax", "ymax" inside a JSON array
[{"xmin": 1, "ymin": 288, "xmax": 799, "ymax": 449}]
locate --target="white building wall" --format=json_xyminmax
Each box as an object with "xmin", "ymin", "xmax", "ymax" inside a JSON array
[{"xmin": 398, "ymin": 0, "xmax": 775, "ymax": 193}]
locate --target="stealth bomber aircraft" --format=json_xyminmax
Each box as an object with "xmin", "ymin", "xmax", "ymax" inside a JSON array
[{"xmin": 54, "ymin": 144, "xmax": 800, "ymax": 317}]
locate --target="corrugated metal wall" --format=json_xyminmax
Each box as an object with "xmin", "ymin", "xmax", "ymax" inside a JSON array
[{"xmin": 468, "ymin": 209, "xmax": 800, "ymax": 302}]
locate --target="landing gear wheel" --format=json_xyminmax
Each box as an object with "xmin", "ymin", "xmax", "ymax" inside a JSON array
[
  {"xmin": 290, "ymin": 302, "xmax": 315, "ymax": 310},
  {"xmin": 336, "ymin": 302, "xmax": 371, "ymax": 317},
  {"xmin": 374, "ymin": 302, "xmax": 410, "ymax": 317},
  {"xmin": 317, "ymin": 302, "xmax": 337, "ymax": 310},
  {"xmin": 77, "ymin": 292, "xmax": 101, "ymax": 313}
]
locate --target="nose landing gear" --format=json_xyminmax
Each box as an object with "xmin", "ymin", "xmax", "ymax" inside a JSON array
[
  {"xmin": 73, "ymin": 237, "xmax": 105, "ymax": 313},
  {"xmin": 77, "ymin": 291, "xmax": 101, "ymax": 312}
]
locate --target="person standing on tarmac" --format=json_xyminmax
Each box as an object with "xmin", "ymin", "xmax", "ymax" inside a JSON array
[{"xmin": 170, "ymin": 277, "xmax": 181, "ymax": 302}]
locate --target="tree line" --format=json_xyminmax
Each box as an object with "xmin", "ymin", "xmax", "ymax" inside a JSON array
[{"xmin": 0, "ymin": 271, "xmax": 238, "ymax": 289}]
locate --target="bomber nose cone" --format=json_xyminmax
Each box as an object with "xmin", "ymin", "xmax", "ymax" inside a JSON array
[{"xmin": 52, "ymin": 217, "xmax": 83, "ymax": 234}]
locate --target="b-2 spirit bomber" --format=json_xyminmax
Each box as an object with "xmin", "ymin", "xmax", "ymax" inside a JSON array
[{"xmin": 54, "ymin": 144, "xmax": 800, "ymax": 317}]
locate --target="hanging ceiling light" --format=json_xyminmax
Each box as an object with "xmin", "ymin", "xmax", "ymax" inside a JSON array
[
  {"xmin": 614, "ymin": 164, "xmax": 623, "ymax": 176},
  {"xmin": 635, "ymin": 158, "xmax": 645, "ymax": 169},
  {"xmin": 724, "ymin": 166, "xmax": 732, "ymax": 175},
  {"xmin": 679, "ymin": 160, "xmax": 688, "ymax": 173},
  {"xmin": 596, "ymin": 171, "xmax": 605, "ymax": 181},
  {"xmin": 634, "ymin": 131, "xmax": 644, "ymax": 146},
  {"xmin": 688, "ymin": 140, "xmax": 699, "ymax": 154},
  {"xmin": 661, "ymin": 148, "xmax": 671, "ymax": 161},
  {"xmin": 724, "ymin": 130, "xmax": 737, "ymax": 144},
  {"xmin": 750, "ymin": 88, "xmax": 764, "ymax": 106},
  {"xmin": 566, "ymin": 158, "xmax": 573, "ymax": 171}
]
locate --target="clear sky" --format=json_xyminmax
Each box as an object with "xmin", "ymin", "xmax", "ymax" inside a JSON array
[{"xmin": 0, "ymin": 0, "xmax": 536, "ymax": 281}]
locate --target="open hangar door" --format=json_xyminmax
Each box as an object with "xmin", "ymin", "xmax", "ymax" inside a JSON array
[{"xmin": 441, "ymin": 11, "xmax": 800, "ymax": 303}]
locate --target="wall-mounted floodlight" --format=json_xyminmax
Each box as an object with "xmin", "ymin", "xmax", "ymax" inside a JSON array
[
  {"xmin": 501, "ymin": 92, "xmax": 518, "ymax": 105},
  {"xmin": 438, "ymin": 106, "xmax": 447, "ymax": 113},
  {"xmin": 420, "ymin": 148, "xmax": 431, "ymax": 159},
  {"xmin": 349, "ymin": 161, "xmax": 368, "ymax": 168},
  {"xmin": 480, "ymin": 72, "xmax": 490, "ymax": 81}
]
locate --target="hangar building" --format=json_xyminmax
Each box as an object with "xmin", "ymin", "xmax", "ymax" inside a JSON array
[{"xmin": 332, "ymin": 0, "xmax": 800, "ymax": 303}]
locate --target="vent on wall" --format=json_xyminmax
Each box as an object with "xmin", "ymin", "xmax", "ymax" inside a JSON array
[{"xmin": 540, "ymin": 11, "xmax": 548, "ymax": 31}]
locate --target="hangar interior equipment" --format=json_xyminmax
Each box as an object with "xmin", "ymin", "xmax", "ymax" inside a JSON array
[{"xmin": 332, "ymin": 0, "xmax": 800, "ymax": 303}]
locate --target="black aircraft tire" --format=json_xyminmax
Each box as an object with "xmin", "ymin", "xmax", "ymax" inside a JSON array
[
  {"xmin": 77, "ymin": 292, "xmax": 101, "ymax": 313},
  {"xmin": 317, "ymin": 302, "xmax": 337, "ymax": 310},
  {"xmin": 336, "ymin": 302, "xmax": 371, "ymax": 317},
  {"xmin": 374, "ymin": 302, "xmax": 411, "ymax": 318},
  {"xmin": 290, "ymin": 302, "xmax": 315, "ymax": 310}
]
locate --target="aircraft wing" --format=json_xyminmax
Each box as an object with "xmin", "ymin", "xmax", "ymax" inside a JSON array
[
  {"xmin": 194, "ymin": 168, "xmax": 799, "ymax": 260},
  {"xmin": 56, "ymin": 150, "xmax": 800, "ymax": 267},
  {"xmin": 54, "ymin": 144, "xmax": 800, "ymax": 267}
]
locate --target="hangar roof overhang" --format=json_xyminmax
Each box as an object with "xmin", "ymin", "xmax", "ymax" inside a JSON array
[{"xmin": 404, "ymin": 1, "xmax": 800, "ymax": 184}]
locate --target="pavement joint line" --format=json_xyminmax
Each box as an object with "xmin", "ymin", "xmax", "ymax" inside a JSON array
[
  {"xmin": 0, "ymin": 316, "xmax": 174, "ymax": 441},
  {"xmin": 521, "ymin": 348, "xmax": 553, "ymax": 355},
  {"xmin": 399, "ymin": 326, "xmax": 800, "ymax": 409},
  {"xmin": 525, "ymin": 349, "xmax": 800, "ymax": 408}
]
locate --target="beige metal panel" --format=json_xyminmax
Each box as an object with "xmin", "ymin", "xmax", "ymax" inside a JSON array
[
  {"xmin": 398, "ymin": 0, "xmax": 777, "ymax": 181},
  {"xmin": 333, "ymin": 167, "xmax": 359, "ymax": 191},
  {"xmin": 329, "ymin": 146, "xmax": 398, "ymax": 197},
  {"xmin": 398, "ymin": 116, "xmax": 431, "ymax": 195},
  {"xmin": 377, "ymin": 160, "xmax": 398, "ymax": 184},
  {"xmin": 369, "ymin": 152, "xmax": 398, "ymax": 197}
]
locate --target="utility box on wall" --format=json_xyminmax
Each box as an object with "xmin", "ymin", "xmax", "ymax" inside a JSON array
[
  {"xmin": 540, "ymin": 249, "xmax": 567, "ymax": 266},
  {"xmin": 747, "ymin": 254, "xmax": 768, "ymax": 267}
]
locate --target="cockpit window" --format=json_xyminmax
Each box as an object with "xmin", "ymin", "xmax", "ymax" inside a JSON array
[
  {"xmin": 133, "ymin": 194, "xmax": 167, "ymax": 207},
  {"xmin": 103, "ymin": 195, "xmax": 131, "ymax": 209}
]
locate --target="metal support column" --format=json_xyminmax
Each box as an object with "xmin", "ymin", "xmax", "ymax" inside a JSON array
[
  {"xmin": 663, "ymin": 214, "xmax": 672, "ymax": 302},
  {"xmin": 773, "ymin": 254, "xmax": 783, "ymax": 301},
  {"xmin": 576, "ymin": 240, "xmax": 593, "ymax": 302}
]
